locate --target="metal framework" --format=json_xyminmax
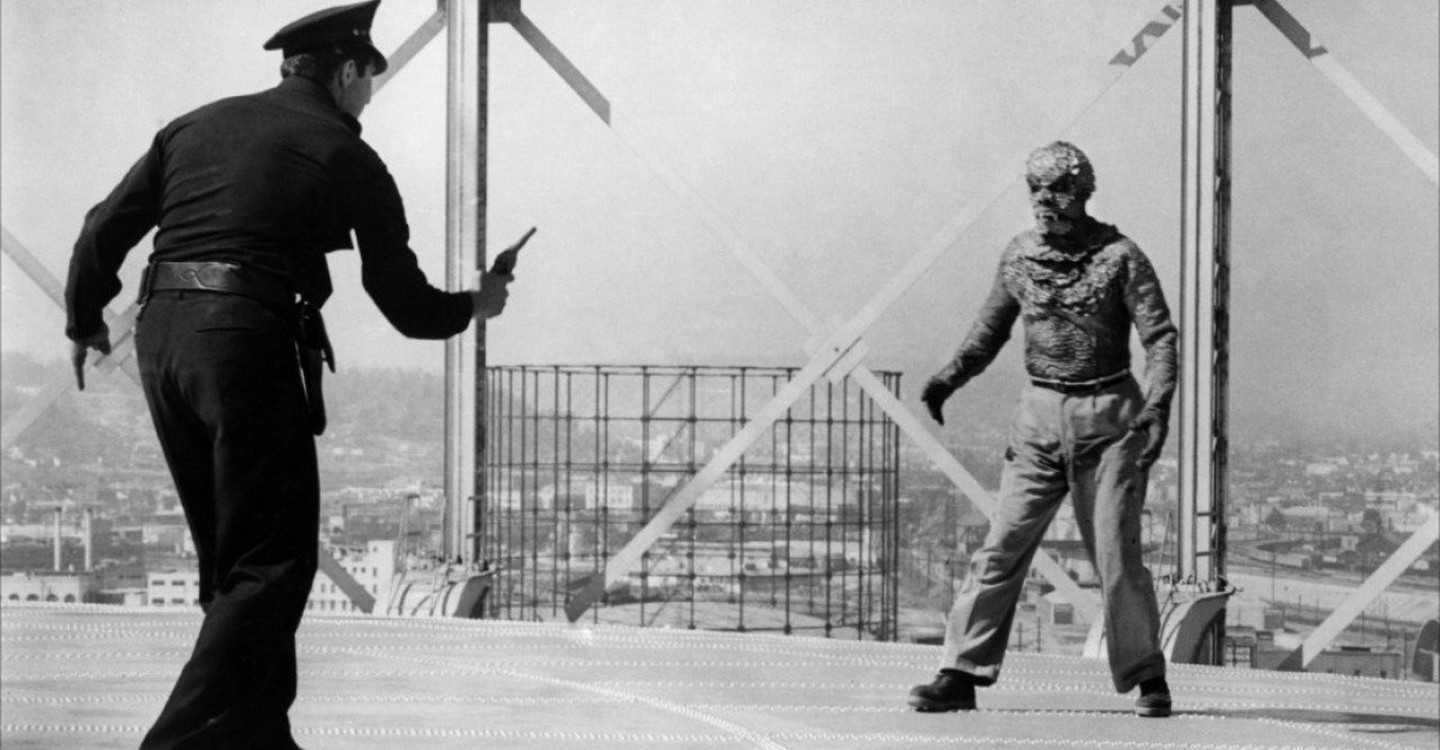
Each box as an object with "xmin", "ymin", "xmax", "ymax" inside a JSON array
[
  {"xmin": 441, "ymin": 0, "xmax": 491, "ymax": 565},
  {"xmin": 481, "ymin": 365, "xmax": 901, "ymax": 638},
  {"xmin": 0, "ymin": 1, "xmax": 1433, "ymax": 653},
  {"xmin": 1280, "ymin": 506, "xmax": 1440, "ymax": 669},
  {"xmin": 545, "ymin": 3, "xmax": 1199, "ymax": 624},
  {"xmin": 1175, "ymin": 0, "xmax": 1234, "ymax": 637}
]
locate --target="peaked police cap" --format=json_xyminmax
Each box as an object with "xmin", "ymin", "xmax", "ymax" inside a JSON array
[{"xmin": 263, "ymin": 0, "xmax": 388, "ymax": 74}]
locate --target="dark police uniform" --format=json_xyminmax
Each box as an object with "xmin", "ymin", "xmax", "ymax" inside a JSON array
[{"xmin": 63, "ymin": 2, "xmax": 472, "ymax": 747}]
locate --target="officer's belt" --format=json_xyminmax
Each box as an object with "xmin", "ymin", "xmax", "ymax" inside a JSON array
[
  {"xmin": 139, "ymin": 261, "xmax": 297, "ymax": 311},
  {"xmin": 1030, "ymin": 369, "xmax": 1130, "ymax": 394},
  {"xmin": 141, "ymin": 260, "xmax": 334, "ymax": 435}
]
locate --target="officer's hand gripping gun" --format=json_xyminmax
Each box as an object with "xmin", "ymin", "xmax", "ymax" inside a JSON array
[{"xmin": 490, "ymin": 227, "xmax": 537, "ymax": 275}]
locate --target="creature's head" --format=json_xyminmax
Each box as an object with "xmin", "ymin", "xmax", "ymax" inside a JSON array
[{"xmin": 1025, "ymin": 141, "xmax": 1095, "ymax": 236}]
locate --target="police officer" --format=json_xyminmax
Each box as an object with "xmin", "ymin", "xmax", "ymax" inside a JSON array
[
  {"xmin": 64, "ymin": 2, "xmax": 514, "ymax": 747},
  {"xmin": 909, "ymin": 142, "xmax": 1176, "ymax": 718}
]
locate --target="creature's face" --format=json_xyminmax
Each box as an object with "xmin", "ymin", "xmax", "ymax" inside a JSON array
[
  {"xmin": 1025, "ymin": 143, "xmax": 1095, "ymax": 236},
  {"xmin": 1027, "ymin": 173, "xmax": 1085, "ymax": 235}
]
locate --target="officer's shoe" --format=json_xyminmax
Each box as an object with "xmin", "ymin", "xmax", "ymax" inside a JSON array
[
  {"xmin": 1134, "ymin": 677, "xmax": 1172, "ymax": 718},
  {"xmin": 908, "ymin": 669, "xmax": 976, "ymax": 712}
]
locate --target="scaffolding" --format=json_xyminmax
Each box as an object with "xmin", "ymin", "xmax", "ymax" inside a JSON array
[{"xmin": 480, "ymin": 364, "xmax": 902, "ymax": 639}]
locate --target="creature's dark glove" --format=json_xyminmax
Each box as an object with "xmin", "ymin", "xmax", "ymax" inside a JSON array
[
  {"xmin": 921, "ymin": 378, "xmax": 955, "ymax": 426},
  {"xmin": 1128, "ymin": 407, "xmax": 1169, "ymax": 471}
]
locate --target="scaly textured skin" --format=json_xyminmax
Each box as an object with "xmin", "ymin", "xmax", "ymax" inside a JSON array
[{"xmin": 933, "ymin": 218, "xmax": 1177, "ymax": 420}]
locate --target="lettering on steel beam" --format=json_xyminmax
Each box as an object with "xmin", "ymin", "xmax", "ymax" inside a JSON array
[{"xmin": 1110, "ymin": 2, "xmax": 1184, "ymax": 67}]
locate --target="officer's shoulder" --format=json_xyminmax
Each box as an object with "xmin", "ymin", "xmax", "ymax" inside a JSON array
[
  {"xmin": 164, "ymin": 92, "xmax": 254, "ymax": 128},
  {"xmin": 164, "ymin": 89, "xmax": 330, "ymax": 133}
]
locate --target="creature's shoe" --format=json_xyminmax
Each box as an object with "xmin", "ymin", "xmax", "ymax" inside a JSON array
[
  {"xmin": 907, "ymin": 670, "xmax": 977, "ymax": 712},
  {"xmin": 1134, "ymin": 677, "xmax": 1172, "ymax": 718}
]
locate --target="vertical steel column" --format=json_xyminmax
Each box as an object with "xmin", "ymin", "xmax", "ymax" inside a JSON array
[
  {"xmin": 471, "ymin": 3, "xmax": 493, "ymax": 566},
  {"xmin": 443, "ymin": 0, "xmax": 488, "ymax": 562},
  {"xmin": 1178, "ymin": 0, "xmax": 1232, "ymax": 586},
  {"xmin": 52, "ymin": 506, "xmax": 62, "ymax": 572},
  {"xmin": 83, "ymin": 508, "xmax": 93, "ymax": 572},
  {"xmin": 1211, "ymin": 1, "xmax": 1233, "ymax": 587}
]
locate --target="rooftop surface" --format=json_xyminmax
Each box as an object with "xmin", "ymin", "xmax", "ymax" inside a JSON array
[{"xmin": 3, "ymin": 602, "xmax": 1437, "ymax": 749}]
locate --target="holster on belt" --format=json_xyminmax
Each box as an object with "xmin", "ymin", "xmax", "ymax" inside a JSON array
[{"xmin": 295, "ymin": 300, "xmax": 335, "ymax": 436}]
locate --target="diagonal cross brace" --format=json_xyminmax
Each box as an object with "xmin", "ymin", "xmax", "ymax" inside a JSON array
[
  {"xmin": 1, "ymin": 227, "xmax": 145, "ymax": 450},
  {"xmin": 1253, "ymin": 0, "xmax": 1438, "ymax": 185},
  {"xmin": 506, "ymin": 11, "xmax": 611, "ymax": 124},
  {"xmin": 374, "ymin": 5, "xmax": 448, "ymax": 95},
  {"xmin": 1, "ymin": 227, "xmax": 142, "ymax": 384},
  {"xmin": 1277, "ymin": 505, "xmax": 1439, "ymax": 670},
  {"xmin": 3, "ymin": 226, "xmax": 66, "ymax": 304},
  {"xmin": 1, "ymin": 305, "xmax": 140, "ymax": 451},
  {"xmin": 531, "ymin": 2, "xmax": 1188, "ymax": 622},
  {"xmin": 566, "ymin": 331, "xmax": 866, "ymax": 619},
  {"xmin": 317, "ymin": 541, "xmax": 378, "ymax": 613}
]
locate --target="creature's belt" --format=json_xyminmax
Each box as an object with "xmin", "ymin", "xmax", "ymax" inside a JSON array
[
  {"xmin": 140, "ymin": 260, "xmax": 333, "ymax": 435},
  {"xmin": 1029, "ymin": 369, "xmax": 1130, "ymax": 395}
]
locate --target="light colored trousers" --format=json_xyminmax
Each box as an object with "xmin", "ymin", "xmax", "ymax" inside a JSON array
[{"xmin": 941, "ymin": 376, "xmax": 1166, "ymax": 692}]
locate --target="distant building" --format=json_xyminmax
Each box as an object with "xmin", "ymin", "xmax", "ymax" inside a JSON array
[
  {"xmin": 1365, "ymin": 491, "xmax": 1419, "ymax": 513},
  {"xmin": 1308, "ymin": 647, "xmax": 1405, "ymax": 680},
  {"xmin": 1277, "ymin": 505, "xmax": 1344, "ymax": 533},
  {"xmin": 1394, "ymin": 509, "xmax": 1435, "ymax": 534},
  {"xmin": 1222, "ymin": 626, "xmax": 1259, "ymax": 667},
  {"xmin": 539, "ymin": 486, "xmax": 587, "ymax": 513},
  {"xmin": 1038, "ymin": 590, "xmax": 1090, "ymax": 627},
  {"xmin": 142, "ymin": 517, "xmax": 194, "ymax": 555},
  {"xmin": 585, "ymin": 480, "xmax": 637, "ymax": 512},
  {"xmin": 340, "ymin": 504, "xmax": 401, "ymax": 542},
  {"xmin": 146, "ymin": 569, "xmax": 201, "ymax": 608},
  {"xmin": 92, "ymin": 588, "xmax": 147, "ymax": 607},
  {"xmin": 1, "ymin": 523, "xmax": 78, "ymax": 543},
  {"xmin": 2, "ymin": 571, "xmax": 91, "ymax": 603},
  {"xmin": 308, "ymin": 540, "xmax": 397, "ymax": 614},
  {"xmin": 491, "ymin": 486, "xmax": 533, "ymax": 512}
]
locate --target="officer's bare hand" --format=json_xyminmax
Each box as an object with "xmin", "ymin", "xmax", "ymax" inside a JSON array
[
  {"xmin": 921, "ymin": 378, "xmax": 954, "ymax": 426},
  {"xmin": 70, "ymin": 326, "xmax": 112, "ymax": 391},
  {"xmin": 471, "ymin": 271, "xmax": 514, "ymax": 320},
  {"xmin": 1128, "ymin": 408, "xmax": 1168, "ymax": 471}
]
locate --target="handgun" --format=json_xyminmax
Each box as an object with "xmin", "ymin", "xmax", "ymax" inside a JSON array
[{"xmin": 490, "ymin": 227, "xmax": 537, "ymax": 275}]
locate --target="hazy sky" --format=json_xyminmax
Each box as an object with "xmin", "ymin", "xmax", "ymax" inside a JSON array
[{"xmin": 2, "ymin": 0, "xmax": 1436, "ymax": 441}]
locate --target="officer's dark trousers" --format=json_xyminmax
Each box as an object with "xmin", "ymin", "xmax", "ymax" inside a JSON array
[{"xmin": 135, "ymin": 291, "xmax": 318, "ymax": 750}]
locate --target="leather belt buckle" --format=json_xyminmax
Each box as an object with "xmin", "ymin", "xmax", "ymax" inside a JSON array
[
  {"xmin": 146, "ymin": 260, "xmax": 295, "ymax": 312},
  {"xmin": 1032, "ymin": 370, "xmax": 1128, "ymax": 395},
  {"xmin": 183, "ymin": 261, "xmax": 240, "ymax": 291}
]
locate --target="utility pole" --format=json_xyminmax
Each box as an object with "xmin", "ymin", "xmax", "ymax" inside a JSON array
[{"xmin": 1270, "ymin": 548, "xmax": 1276, "ymax": 601}]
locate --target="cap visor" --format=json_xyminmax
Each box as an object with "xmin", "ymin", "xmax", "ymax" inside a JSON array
[{"xmin": 364, "ymin": 44, "xmax": 388, "ymax": 74}]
